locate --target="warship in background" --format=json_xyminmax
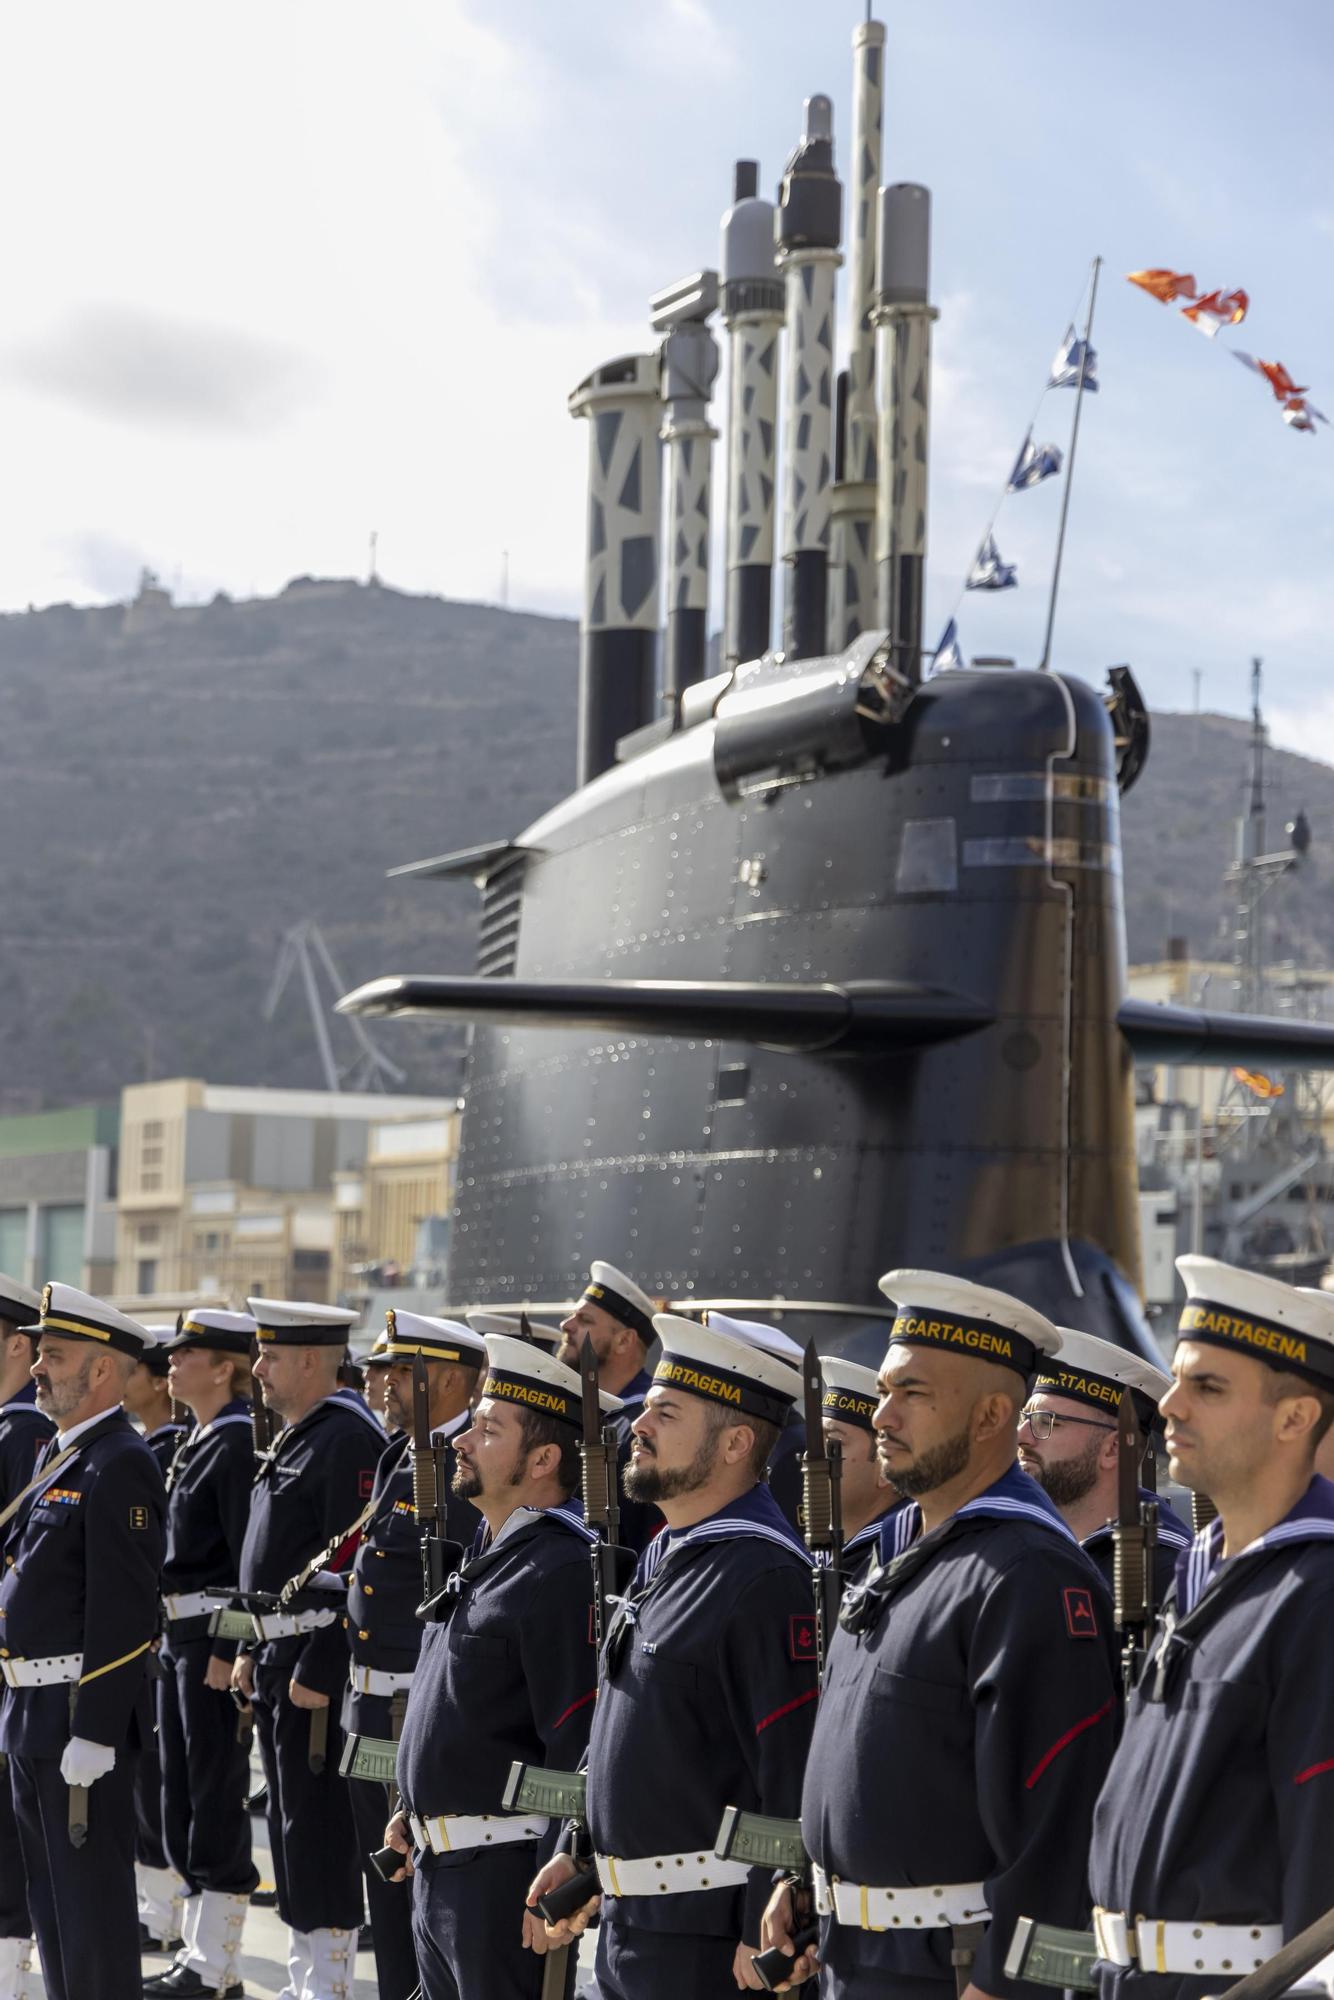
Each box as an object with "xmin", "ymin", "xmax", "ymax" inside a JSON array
[{"xmin": 341, "ymin": 15, "xmax": 1334, "ymax": 1363}]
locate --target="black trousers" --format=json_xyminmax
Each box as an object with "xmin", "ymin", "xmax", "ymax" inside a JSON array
[
  {"xmin": 0, "ymin": 1753, "xmax": 30, "ymax": 1938},
  {"xmin": 159, "ymin": 1638, "xmax": 257, "ymax": 1894},
  {"xmin": 10, "ymin": 1750, "xmax": 140, "ymax": 2000},
  {"xmin": 411, "ymin": 1844, "xmax": 566, "ymax": 2000},
  {"xmin": 251, "ymin": 1647, "xmax": 362, "ymax": 1934},
  {"xmin": 134, "ymin": 1696, "xmax": 169, "ymax": 1871},
  {"xmin": 816, "ymin": 1914, "xmax": 956, "ymax": 2000},
  {"xmin": 348, "ymin": 1772, "xmax": 418, "ymax": 2000},
  {"xmin": 594, "ymin": 1920, "xmax": 738, "ymax": 1997}
]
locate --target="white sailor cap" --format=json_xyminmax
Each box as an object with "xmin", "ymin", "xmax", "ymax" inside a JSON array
[
  {"xmin": 651, "ymin": 1313, "xmax": 802, "ymax": 1426},
  {"xmin": 0, "ymin": 1271, "xmax": 41, "ymax": 1328},
  {"xmin": 379, "ymin": 1309, "xmax": 486, "ymax": 1369},
  {"xmin": 818, "ymin": 1354, "xmax": 883, "ymax": 1432},
  {"xmin": 1177, "ymin": 1256, "xmax": 1334, "ymax": 1390},
  {"xmin": 580, "ymin": 1262, "xmax": 656, "ymax": 1344},
  {"xmin": 467, "ymin": 1310, "xmax": 564, "ymax": 1354},
  {"xmin": 25, "ymin": 1281, "xmax": 154, "ymax": 1360},
  {"xmin": 163, "ymin": 1308, "xmax": 258, "ymax": 1359},
  {"xmin": 879, "ymin": 1269, "xmax": 1061, "ymax": 1380},
  {"xmin": 247, "ymin": 1297, "xmax": 358, "ymax": 1348},
  {"xmin": 1035, "ymin": 1327, "xmax": 1172, "ymax": 1429},
  {"xmin": 703, "ymin": 1310, "xmax": 804, "ymax": 1364},
  {"xmin": 480, "ymin": 1334, "xmax": 623, "ymax": 1429}
]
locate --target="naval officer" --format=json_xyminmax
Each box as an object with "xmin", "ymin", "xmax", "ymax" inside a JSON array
[
  {"xmin": 1017, "ymin": 1326, "xmax": 1191, "ymax": 1600},
  {"xmin": 343, "ymin": 1309, "xmax": 484, "ymax": 2000},
  {"xmin": 231, "ymin": 1297, "xmax": 384, "ymax": 2000},
  {"xmin": 143, "ymin": 1308, "xmax": 260, "ymax": 2000},
  {"xmin": 382, "ymin": 1334, "xmax": 608, "ymax": 2000},
  {"xmin": 0, "ymin": 1284, "xmax": 166, "ymax": 2000},
  {"xmin": 817, "ymin": 1354, "xmax": 904, "ymax": 1573},
  {"xmin": 558, "ymin": 1261, "xmax": 660, "ymax": 1553},
  {"xmin": 1089, "ymin": 1258, "xmax": 1334, "ymax": 2000},
  {"xmin": 531, "ymin": 1313, "xmax": 818, "ymax": 1998},
  {"xmin": 769, "ymin": 1271, "xmax": 1118, "ymax": 1998},
  {"xmin": 0, "ymin": 1273, "xmax": 47, "ymax": 2000}
]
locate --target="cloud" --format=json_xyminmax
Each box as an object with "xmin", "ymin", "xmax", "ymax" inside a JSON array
[{"xmin": 4, "ymin": 305, "xmax": 316, "ymax": 434}]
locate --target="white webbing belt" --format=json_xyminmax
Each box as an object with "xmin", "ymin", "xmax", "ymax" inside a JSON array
[
  {"xmin": 162, "ymin": 1589, "xmax": 231, "ymax": 1623},
  {"xmin": 0, "ymin": 1653, "xmax": 82, "ymax": 1689},
  {"xmin": 250, "ymin": 1607, "xmax": 340, "ymax": 1643},
  {"xmin": 812, "ymin": 1865, "xmax": 989, "ymax": 1930},
  {"xmin": 1092, "ymin": 1908, "xmax": 1282, "ymax": 1976},
  {"xmin": 349, "ymin": 1664, "xmax": 416, "ymax": 1696},
  {"xmin": 408, "ymin": 1812, "xmax": 548, "ymax": 1856},
  {"xmin": 595, "ymin": 1850, "xmax": 752, "ymax": 1898}
]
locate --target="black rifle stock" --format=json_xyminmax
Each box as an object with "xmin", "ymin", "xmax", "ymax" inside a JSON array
[
  {"xmin": 412, "ymin": 1351, "xmax": 462, "ymax": 1616},
  {"xmin": 1111, "ymin": 1391, "xmax": 1158, "ymax": 1696}
]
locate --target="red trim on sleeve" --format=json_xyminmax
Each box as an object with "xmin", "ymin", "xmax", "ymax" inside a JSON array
[
  {"xmin": 552, "ymin": 1689, "xmax": 598, "ymax": 1730},
  {"xmin": 1294, "ymin": 1757, "xmax": 1334, "ymax": 1786},
  {"xmin": 1024, "ymin": 1697, "xmax": 1115, "ymax": 1790},
  {"xmin": 755, "ymin": 1687, "xmax": 819, "ymax": 1736}
]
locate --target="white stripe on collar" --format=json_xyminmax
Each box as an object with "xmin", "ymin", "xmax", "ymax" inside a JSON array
[
  {"xmin": 1180, "ymin": 1513, "xmax": 1334, "ymax": 1615},
  {"xmin": 642, "ymin": 1516, "xmax": 812, "ymax": 1579}
]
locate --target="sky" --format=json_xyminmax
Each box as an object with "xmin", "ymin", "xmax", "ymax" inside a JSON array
[{"xmin": 2, "ymin": 0, "xmax": 1331, "ymax": 753}]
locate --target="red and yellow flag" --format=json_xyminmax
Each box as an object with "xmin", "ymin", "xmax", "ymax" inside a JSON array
[
  {"xmin": 1231, "ymin": 1067, "xmax": 1284, "ymax": 1099},
  {"xmin": 1126, "ymin": 267, "xmax": 1198, "ymax": 304},
  {"xmin": 1181, "ymin": 287, "xmax": 1249, "ymax": 337}
]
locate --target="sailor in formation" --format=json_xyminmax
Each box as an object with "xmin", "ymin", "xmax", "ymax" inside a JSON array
[
  {"xmin": 384, "ymin": 1334, "xmax": 608, "ymax": 2000},
  {"xmin": 1018, "ymin": 1324, "xmax": 1192, "ymax": 1598},
  {"xmin": 1089, "ymin": 1257, "xmax": 1334, "ymax": 1999},
  {"xmin": 557, "ymin": 1260, "xmax": 660, "ymax": 1552},
  {"xmin": 0, "ymin": 1274, "xmax": 47, "ymax": 2000},
  {"xmin": 342, "ymin": 1309, "xmax": 484, "ymax": 2000},
  {"xmin": 230, "ymin": 1296, "xmax": 384, "ymax": 2000},
  {"xmin": 0, "ymin": 1284, "xmax": 166, "ymax": 2000},
  {"xmin": 816, "ymin": 1353, "xmax": 903, "ymax": 1571},
  {"xmin": 532, "ymin": 1313, "xmax": 819, "ymax": 1998},
  {"xmin": 144, "ymin": 1308, "xmax": 261, "ymax": 2000},
  {"xmin": 769, "ymin": 1272, "xmax": 1120, "ymax": 1998}
]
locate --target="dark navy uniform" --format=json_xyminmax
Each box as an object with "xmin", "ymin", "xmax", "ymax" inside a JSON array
[
  {"xmin": 0, "ymin": 1408, "xmax": 165, "ymax": 2000},
  {"xmin": 585, "ymin": 1485, "xmax": 818, "ymax": 1999},
  {"xmin": 802, "ymin": 1465, "xmax": 1118, "ymax": 2000},
  {"xmin": 158, "ymin": 1399, "xmax": 258, "ymax": 1900},
  {"xmin": 238, "ymin": 1391, "xmax": 383, "ymax": 1940},
  {"xmin": 1090, "ymin": 1477, "xmax": 1334, "ymax": 2000},
  {"xmin": 135, "ymin": 1418, "xmax": 189, "ymax": 1915},
  {"xmin": 1081, "ymin": 1486, "xmax": 1192, "ymax": 1607},
  {"xmin": 341, "ymin": 1415, "xmax": 477, "ymax": 2000},
  {"xmin": 395, "ymin": 1503, "xmax": 599, "ymax": 2000},
  {"xmin": 0, "ymin": 1381, "xmax": 52, "ymax": 1960}
]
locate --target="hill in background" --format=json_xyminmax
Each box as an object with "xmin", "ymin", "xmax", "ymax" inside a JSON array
[{"xmin": 2, "ymin": 578, "xmax": 1329, "ymax": 1109}]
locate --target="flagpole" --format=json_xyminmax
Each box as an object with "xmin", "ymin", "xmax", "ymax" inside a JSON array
[{"xmin": 1038, "ymin": 254, "xmax": 1101, "ymax": 672}]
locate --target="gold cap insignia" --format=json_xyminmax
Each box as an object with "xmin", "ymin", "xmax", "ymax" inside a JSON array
[
  {"xmin": 386, "ymin": 1309, "xmax": 397, "ymax": 1335},
  {"xmin": 41, "ymin": 1284, "xmax": 52, "ymax": 1316}
]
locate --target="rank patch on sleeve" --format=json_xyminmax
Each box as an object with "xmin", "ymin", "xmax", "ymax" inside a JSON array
[
  {"xmin": 1063, "ymin": 1586, "xmax": 1098, "ymax": 1639},
  {"xmin": 789, "ymin": 1613, "xmax": 818, "ymax": 1662},
  {"xmin": 358, "ymin": 1469, "xmax": 374, "ymax": 1500},
  {"xmin": 129, "ymin": 1505, "xmax": 148, "ymax": 1531}
]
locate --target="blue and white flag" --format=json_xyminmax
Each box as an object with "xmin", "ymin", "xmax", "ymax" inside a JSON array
[
  {"xmin": 1049, "ymin": 324, "xmax": 1099, "ymax": 391},
  {"xmin": 932, "ymin": 618, "xmax": 964, "ymax": 672},
  {"xmin": 966, "ymin": 532, "xmax": 1017, "ymax": 591},
  {"xmin": 1007, "ymin": 430, "xmax": 1064, "ymax": 491}
]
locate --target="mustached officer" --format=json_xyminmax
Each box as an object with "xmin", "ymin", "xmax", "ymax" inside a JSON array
[
  {"xmin": 1018, "ymin": 1326, "xmax": 1191, "ymax": 1598},
  {"xmin": 142, "ymin": 1309, "xmax": 260, "ymax": 2000},
  {"xmin": 0, "ymin": 1283, "xmax": 166, "ymax": 2000},
  {"xmin": 1089, "ymin": 1259, "xmax": 1334, "ymax": 2000},
  {"xmin": 342, "ymin": 1311, "xmax": 485, "ymax": 2000},
  {"xmin": 818, "ymin": 1354, "xmax": 906, "ymax": 1574},
  {"xmin": 558, "ymin": 1261, "xmax": 660, "ymax": 1553},
  {"xmin": 125, "ymin": 1328, "xmax": 191, "ymax": 1957},
  {"xmin": 776, "ymin": 1271, "xmax": 1118, "ymax": 1998},
  {"xmin": 0, "ymin": 1272, "xmax": 47, "ymax": 2000},
  {"xmin": 383, "ymin": 1335, "xmax": 609, "ymax": 2000},
  {"xmin": 532, "ymin": 1314, "xmax": 819, "ymax": 1999},
  {"xmin": 232, "ymin": 1298, "xmax": 384, "ymax": 2000}
]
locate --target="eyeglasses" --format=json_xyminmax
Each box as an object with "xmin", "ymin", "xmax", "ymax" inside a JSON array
[{"xmin": 1018, "ymin": 1409, "xmax": 1117, "ymax": 1441}]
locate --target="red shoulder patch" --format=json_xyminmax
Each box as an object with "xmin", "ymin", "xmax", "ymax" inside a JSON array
[
  {"xmin": 358, "ymin": 1469, "xmax": 374, "ymax": 1500},
  {"xmin": 789, "ymin": 1613, "xmax": 818, "ymax": 1663},
  {"xmin": 1063, "ymin": 1586, "xmax": 1098, "ymax": 1639}
]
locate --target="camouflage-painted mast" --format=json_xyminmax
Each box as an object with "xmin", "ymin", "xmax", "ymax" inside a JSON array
[
  {"xmin": 776, "ymin": 95, "xmax": 843, "ymax": 662},
  {"xmin": 568, "ymin": 355, "xmax": 663, "ymax": 784},
  {"xmin": 827, "ymin": 16, "xmax": 885, "ymax": 651},
  {"xmin": 652, "ymin": 272, "xmax": 720, "ymax": 702},
  {"xmin": 873, "ymin": 183, "xmax": 937, "ymax": 687},
  {"xmin": 720, "ymin": 162, "xmax": 783, "ymax": 668}
]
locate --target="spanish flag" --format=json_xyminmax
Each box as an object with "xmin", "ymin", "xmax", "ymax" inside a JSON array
[{"xmin": 1126, "ymin": 268, "xmax": 1198, "ymax": 304}]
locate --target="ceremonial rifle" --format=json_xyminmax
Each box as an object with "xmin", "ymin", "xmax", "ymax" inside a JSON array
[
  {"xmin": 250, "ymin": 1339, "xmax": 278, "ymax": 1458},
  {"xmin": 1112, "ymin": 1390, "xmax": 1159, "ymax": 1697},
  {"xmin": 412, "ymin": 1350, "xmax": 459, "ymax": 1617},
  {"xmin": 801, "ymin": 1341, "xmax": 843, "ymax": 1676}
]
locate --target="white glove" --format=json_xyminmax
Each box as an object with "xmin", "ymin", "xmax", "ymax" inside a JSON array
[{"xmin": 60, "ymin": 1736, "xmax": 116, "ymax": 1787}]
